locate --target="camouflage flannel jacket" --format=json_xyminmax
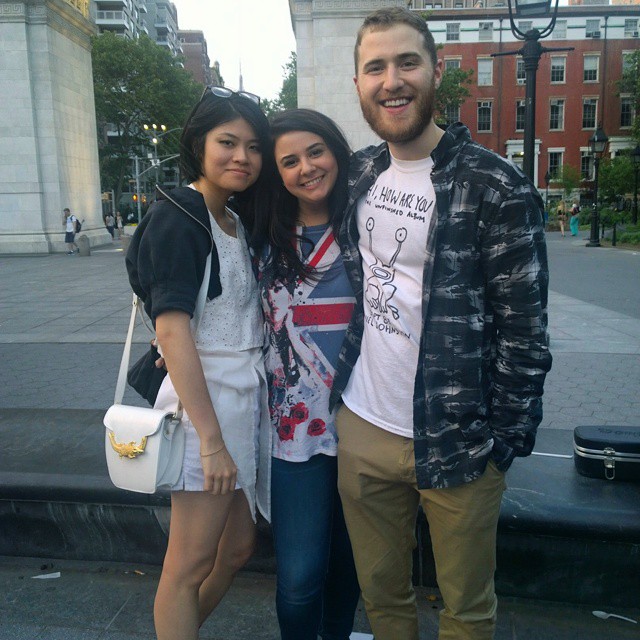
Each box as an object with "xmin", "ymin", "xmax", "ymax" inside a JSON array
[{"xmin": 329, "ymin": 123, "xmax": 552, "ymax": 489}]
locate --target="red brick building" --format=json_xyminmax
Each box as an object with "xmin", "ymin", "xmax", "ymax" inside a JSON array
[
  {"xmin": 178, "ymin": 29, "xmax": 214, "ymax": 86},
  {"xmin": 422, "ymin": 4, "xmax": 639, "ymax": 196}
]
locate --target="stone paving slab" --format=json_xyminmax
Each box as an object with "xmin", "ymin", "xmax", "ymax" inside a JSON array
[{"xmin": 0, "ymin": 556, "xmax": 638, "ymax": 640}]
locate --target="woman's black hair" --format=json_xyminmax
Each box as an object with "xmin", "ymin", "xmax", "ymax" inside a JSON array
[
  {"xmin": 179, "ymin": 91, "xmax": 273, "ymax": 230},
  {"xmin": 253, "ymin": 108, "xmax": 351, "ymax": 283}
]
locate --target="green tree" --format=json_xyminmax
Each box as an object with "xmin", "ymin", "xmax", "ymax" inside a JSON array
[
  {"xmin": 617, "ymin": 49, "xmax": 640, "ymax": 142},
  {"xmin": 435, "ymin": 67, "xmax": 474, "ymax": 126},
  {"xmin": 91, "ymin": 32, "xmax": 201, "ymax": 206},
  {"xmin": 551, "ymin": 164, "xmax": 582, "ymax": 202},
  {"xmin": 598, "ymin": 155, "xmax": 634, "ymax": 208},
  {"xmin": 262, "ymin": 52, "xmax": 298, "ymax": 118}
]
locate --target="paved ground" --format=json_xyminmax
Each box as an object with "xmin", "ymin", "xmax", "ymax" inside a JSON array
[
  {"xmin": 1, "ymin": 556, "xmax": 639, "ymax": 640},
  {"xmin": 1, "ymin": 232, "xmax": 639, "ymax": 429},
  {"xmin": 1, "ymin": 231, "xmax": 639, "ymax": 639}
]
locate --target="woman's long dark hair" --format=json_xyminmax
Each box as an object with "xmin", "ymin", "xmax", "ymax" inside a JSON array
[{"xmin": 254, "ymin": 108, "xmax": 351, "ymax": 283}]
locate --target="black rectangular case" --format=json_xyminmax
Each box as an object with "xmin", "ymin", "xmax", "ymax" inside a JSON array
[{"xmin": 574, "ymin": 425, "xmax": 640, "ymax": 481}]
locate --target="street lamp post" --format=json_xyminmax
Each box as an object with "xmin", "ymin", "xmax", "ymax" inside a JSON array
[
  {"xmin": 632, "ymin": 144, "xmax": 640, "ymax": 226},
  {"xmin": 544, "ymin": 170, "xmax": 551, "ymax": 229},
  {"xmin": 586, "ymin": 125, "xmax": 609, "ymax": 248},
  {"xmin": 544, "ymin": 169, "xmax": 551, "ymax": 206},
  {"xmin": 143, "ymin": 123, "xmax": 166, "ymax": 186},
  {"xmin": 492, "ymin": 0, "xmax": 573, "ymax": 182},
  {"xmin": 131, "ymin": 153, "xmax": 180, "ymax": 223}
]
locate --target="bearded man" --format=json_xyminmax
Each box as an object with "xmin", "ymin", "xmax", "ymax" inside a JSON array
[{"xmin": 330, "ymin": 7, "xmax": 552, "ymax": 640}]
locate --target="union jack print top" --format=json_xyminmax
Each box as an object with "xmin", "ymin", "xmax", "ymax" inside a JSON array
[{"xmin": 259, "ymin": 223, "xmax": 355, "ymax": 461}]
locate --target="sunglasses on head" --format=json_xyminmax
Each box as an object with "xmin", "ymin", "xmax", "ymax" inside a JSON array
[{"xmin": 200, "ymin": 85, "xmax": 261, "ymax": 106}]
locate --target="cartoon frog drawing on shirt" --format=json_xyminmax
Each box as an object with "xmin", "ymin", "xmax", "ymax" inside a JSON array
[{"xmin": 364, "ymin": 217, "xmax": 407, "ymax": 320}]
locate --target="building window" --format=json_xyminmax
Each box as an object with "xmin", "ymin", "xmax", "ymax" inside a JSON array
[
  {"xmin": 445, "ymin": 58, "xmax": 461, "ymax": 71},
  {"xmin": 479, "ymin": 22, "xmax": 493, "ymax": 41},
  {"xmin": 447, "ymin": 23, "xmax": 460, "ymax": 41},
  {"xmin": 582, "ymin": 98, "xmax": 598, "ymax": 129},
  {"xmin": 583, "ymin": 55, "xmax": 599, "ymax": 82},
  {"xmin": 581, "ymin": 151, "xmax": 594, "ymax": 180},
  {"xmin": 623, "ymin": 51, "xmax": 636, "ymax": 74},
  {"xmin": 621, "ymin": 96, "xmax": 635, "ymax": 128},
  {"xmin": 548, "ymin": 151, "xmax": 563, "ymax": 179},
  {"xmin": 444, "ymin": 104, "xmax": 460, "ymax": 126},
  {"xmin": 624, "ymin": 19, "xmax": 638, "ymax": 38},
  {"xmin": 518, "ymin": 21, "xmax": 532, "ymax": 33},
  {"xmin": 516, "ymin": 100, "xmax": 525, "ymax": 132},
  {"xmin": 478, "ymin": 101, "xmax": 492, "ymax": 132},
  {"xmin": 553, "ymin": 20, "xmax": 567, "ymax": 39},
  {"xmin": 516, "ymin": 58, "xmax": 525, "ymax": 85},
  {"xmin": 549, "ymin": 99, "xmax": 565, "ymax": 131},
  {"xmin": 478, "ymin": 58, "xmax": 493, "ymax": 86},
  {"xmin": 550, "ymin": 57, "xmax": 566, "ymax": 83},
  {"xmin": 586, "ymin": 19, "xmax": 600, "ymax": 37}
]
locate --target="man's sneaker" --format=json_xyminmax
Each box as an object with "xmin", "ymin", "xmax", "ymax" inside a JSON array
[{"xmin": 67, "ymin": 251, "xmax": 73, "ymax": 255}]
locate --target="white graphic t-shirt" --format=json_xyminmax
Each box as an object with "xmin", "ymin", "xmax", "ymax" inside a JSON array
[{"xmin": 342, "ymin": 154, "xmax": 435, "ymax": 438}]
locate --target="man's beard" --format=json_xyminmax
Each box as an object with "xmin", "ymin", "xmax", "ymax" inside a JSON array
[{"xmin": 360, "ymin": 77, "xmax": 436, "ymax": 144}]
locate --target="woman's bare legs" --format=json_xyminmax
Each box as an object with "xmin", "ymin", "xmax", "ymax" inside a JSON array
[
  {"xmin": 198, "ymin": 490, "xmax": 256, "ymax": 625},
  {"xmin": 154, "ymin": 490, "xmax": 236, "ymax": 640}
]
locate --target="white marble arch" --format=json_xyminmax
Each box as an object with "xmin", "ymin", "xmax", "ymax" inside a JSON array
[
  {"xmin": 289, "ymin": 0, "xmax": 407, "ymax": 151},
  {"xmin": 0, "ymin": 0, "xmax": 109, "ymax": 254}
]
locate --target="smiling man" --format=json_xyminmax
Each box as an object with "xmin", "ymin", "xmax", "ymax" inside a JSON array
[{"xmin": 329, "ymin": 7, "xmax": 552, "ymax": 640}]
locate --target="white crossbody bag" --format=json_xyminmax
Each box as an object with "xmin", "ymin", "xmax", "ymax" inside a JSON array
[{"xmin": 104, "ymin": 203, "xmax": 213, "ymax": 493}]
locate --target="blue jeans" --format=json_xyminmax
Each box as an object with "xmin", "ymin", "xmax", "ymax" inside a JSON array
[{"xmin": 271, "ymin": 454, "xmax": 361, "ymax": 640}]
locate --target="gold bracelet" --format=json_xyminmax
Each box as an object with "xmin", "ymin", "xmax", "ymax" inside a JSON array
[{"xmin": 200, "ymin": 443, "xmax": 226, "ymax": 458}]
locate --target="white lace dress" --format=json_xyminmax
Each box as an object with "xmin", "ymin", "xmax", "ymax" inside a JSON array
[{"xmin": 154, "ymin": 209, "xmax": 271, "ymax": 522}]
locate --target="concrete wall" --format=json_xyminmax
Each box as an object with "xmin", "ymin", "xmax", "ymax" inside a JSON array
[
  {"xmin": 291, "ymin": 0, "xmax": 406, "ymax": 151},
  {"xmin": 0, "ymin": 0, "xmax": 109, "ymax": 254}
]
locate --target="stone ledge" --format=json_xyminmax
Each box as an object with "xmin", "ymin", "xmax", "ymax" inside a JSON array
[{"xmin": 1, "ymin": 410, "xmax": 639, "ymax": 606}]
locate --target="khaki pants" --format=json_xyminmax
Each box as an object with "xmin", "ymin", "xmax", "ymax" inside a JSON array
[{"xmin": 336, "ymin": 405, "xmax": 506, "ymax": 640}]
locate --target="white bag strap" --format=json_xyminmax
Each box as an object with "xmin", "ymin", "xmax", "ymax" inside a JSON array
[{"xmin": 113, "ymin": 251, "xmax": 212, "ymax": 414}]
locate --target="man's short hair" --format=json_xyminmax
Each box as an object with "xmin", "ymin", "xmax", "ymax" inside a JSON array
[
  {"xmin": 63, "ymin": 208, "xmax": 70, "ymax": 213},
  {"xmin": 354, "ymin": 7, "xmax": 438, "ymax": 73}
]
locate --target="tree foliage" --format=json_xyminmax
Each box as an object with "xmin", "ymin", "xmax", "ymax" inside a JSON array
[
  {"xmin": 617, "ymin": 49, "xmax": 640, "ymax": 142},
  {"xmin": 598, "ymin": 156, "xmax": 635, "ymax": 205},
  {"xmin": 435, "ymin": 67, "xmax": 473, "ymax": 125},
  {"xmin": 262, "ymin": 52, "xmax": 298, "ymax": 118},
  {"xmin": 551, "ymin": 164, "xmax": 582, "ymax": 200},
  {"xmin": 91, "ymin": 32, "xmax": 202, "ymax": 204}
]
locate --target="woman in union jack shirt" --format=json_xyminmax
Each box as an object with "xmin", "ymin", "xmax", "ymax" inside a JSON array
[{"xmin": 255, "ymin": 109, "xmax": 361, "ymax": 640}]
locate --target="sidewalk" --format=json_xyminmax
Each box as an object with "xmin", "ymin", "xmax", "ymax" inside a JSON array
[
  {"xmin": 1, "ymin": 556, "xmax": 639, "ymax": 640},
  {"xmin": 1, "ymin": 233, "xmax": 640, "ymax": 638}
]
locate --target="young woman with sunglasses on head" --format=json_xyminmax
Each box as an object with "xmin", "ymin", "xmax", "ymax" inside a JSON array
[
  {"xmin": 126, "ymin": 87, "xmax": 272, "ymax": 640},
  {"xmin": 253, "ymin": 109, "xmax": 361, "ymax": 640}
]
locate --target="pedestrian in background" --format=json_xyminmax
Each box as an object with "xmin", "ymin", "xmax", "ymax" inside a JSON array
[
  {"xmin": 330, "ymin": 7, "xmax": 552, "ymax": 639},
  {"xmin": 116, "ymin": 212, "xmax": 124, "ymax": 238},
  {"xmin": 557, "ymin": 200, "xmax": 566, "ymax": 238},
  {"xmin": 254, "ymin": 108, "xmax": 361, "ymax": 640},
  {"xmin": 105, "ymin": 212, "xmax": 116, "ymax": 239},
  {"xmin": 570, "ymin": 201, "xmax": 580, "ymax": 237},
  {"xmin": 63, "ymin": 207, "xmax": 79, "ymax": 254}
]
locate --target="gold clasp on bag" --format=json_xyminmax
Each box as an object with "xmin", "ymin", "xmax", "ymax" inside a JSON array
[{"xmin": 108, "ymin": 431, "xmax": 148, "ymax": 458}]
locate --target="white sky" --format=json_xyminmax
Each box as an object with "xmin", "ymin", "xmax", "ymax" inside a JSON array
[{"xmin": 174, "ymin": 0, "xmax": 297, "ymax": 102}]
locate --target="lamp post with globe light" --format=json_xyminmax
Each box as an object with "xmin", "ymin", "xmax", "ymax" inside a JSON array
[
  {"xmin": 586, "ymin": 125, "xmax": 609, "ymax": 248},
  {"xmin": 492, "ymin": 0, "xmax": 573, "ymax": 182},
  {"xmin": 143, "ymin": 123, "xmax": 166, "ymax": 185}
]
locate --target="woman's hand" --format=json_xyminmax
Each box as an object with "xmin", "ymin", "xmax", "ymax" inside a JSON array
[
  {"xmin": 200, "ymin": 447, "xmax": 238, "ymax": 495},
  {"xmin": 151, "ymin": 338, "xmax": 167, "ymax": 370}
]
